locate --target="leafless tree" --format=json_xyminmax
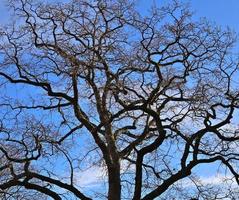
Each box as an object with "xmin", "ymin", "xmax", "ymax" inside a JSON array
[{"xmin": 0, "ymin": 0, "xmax": 238, "ymax": 199}]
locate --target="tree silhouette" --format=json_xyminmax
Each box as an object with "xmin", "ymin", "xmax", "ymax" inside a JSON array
[{"xmin": 0, "ymin": 0, "xmax": 238, "ymax": 199}]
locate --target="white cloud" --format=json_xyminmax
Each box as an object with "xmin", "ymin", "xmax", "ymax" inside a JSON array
[
  {"xmin": 75, "ymin": 166, "xmax": 106, "ymax": 188},
  {"xmin": 75, "ymin": 160, "xmax": 135, "ymax": 188},
  {"xmin": 198, "ymin": 174, "xmax": 235, "ymax": 185},
  {"xmin": 182, "ymin": 173, "xmax": 237, "ymax": 188}
]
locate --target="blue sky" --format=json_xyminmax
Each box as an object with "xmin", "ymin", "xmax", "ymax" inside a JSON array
[
  {"xmin": 0, "ymin": 0, "xmax": 239, "ymax": 31},
  {"xmin": 0, "ymin": 0, "xmax": 238, "ymax": 198},
  {"xmin": 191, "ymin": 0, "xmax": 239, "ymax": 30},
  {"xmin": 137, "ymin": 0, "xmax": 239, "ymax": 31}
]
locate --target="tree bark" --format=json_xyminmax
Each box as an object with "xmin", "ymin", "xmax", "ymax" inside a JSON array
[{"xmin": 108, "ymin": 163, "xmax": 121, "ymax": 200}]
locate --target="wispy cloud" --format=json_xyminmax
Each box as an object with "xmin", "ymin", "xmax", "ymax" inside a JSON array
[
  {"xmin": 182, "ymin": 173, "xmax": 237, "ymax": 188},
  {"xmin": 197, "ymin": 174, "xmax": 235, "ymax": 185},
  {"xmin": 75, "ymin": 166, "xmax": 106, "ymax": 188},
  {"xmin": 75, "ymin": 160, "xmax": 134, "ymax": 188}
]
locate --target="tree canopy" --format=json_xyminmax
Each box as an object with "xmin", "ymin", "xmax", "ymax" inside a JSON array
[{"xmin": 0, "ymin": 0, "xmax": 239, "ymax": 199}]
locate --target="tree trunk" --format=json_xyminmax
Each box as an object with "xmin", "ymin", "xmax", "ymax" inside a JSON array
[{"xmin": 108, "ymin": 163, "xmax": 121, "ymax": 200}]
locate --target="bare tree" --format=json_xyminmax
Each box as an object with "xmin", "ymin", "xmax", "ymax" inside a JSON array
[{"xmin": 0, "ymin": 0, "xmax": 238, "ymax": 199}]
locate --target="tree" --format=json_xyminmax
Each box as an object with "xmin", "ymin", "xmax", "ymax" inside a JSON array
[{"xmin": 0, "ymin": 0, "xmax": 238, "ymax": 199}]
